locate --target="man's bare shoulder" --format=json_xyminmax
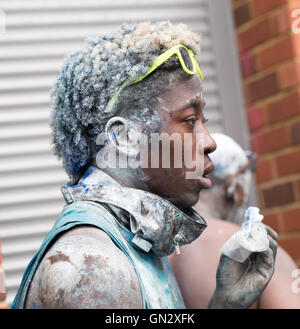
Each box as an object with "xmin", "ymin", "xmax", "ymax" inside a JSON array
[
  {"xmin": 260, "ymin": 242, "xmax": 300, "ymax": 308},
  {"xmin": 193, "ymin": 217, "xmax": 240, "ymax": 248},
  {"xmin": 169, "ymin": 217, "xmax": 239, "ymax": 266},
  {"xmin": 206, "ymin": 217, "xmax": 240, "ymax": 232},
  {"xmin": 25, "ymin": 226, "xmax": 142, "ymax": 309}
]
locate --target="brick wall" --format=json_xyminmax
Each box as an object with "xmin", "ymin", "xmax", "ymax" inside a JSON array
[
  {"xmin": 0, "ymin": 239, "xmax": 8, "ymax": 308},
  {"xmin": 232, "ymin": 0, "xmax": 300, "ymax": 266}
]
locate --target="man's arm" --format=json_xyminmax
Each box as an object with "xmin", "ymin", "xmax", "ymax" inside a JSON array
[
  {"xmin": 258, "ymin": 246, "xmax": 300, "ymax": 309},
  {"xmin": 25, "ymin": 226, "xmax": 143, "ymax": 309}
]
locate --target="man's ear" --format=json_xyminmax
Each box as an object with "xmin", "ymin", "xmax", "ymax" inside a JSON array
[
  {"xmin": 225, "ymin": 175, "xmax": 242, "ymax": 206},
  {"xmin": 105, "ymin": 116, "xmax": 139, "ymax": 157},
  {"xmin": 233, "ymin": 184, "xmax": 245, "ymax": 207}
]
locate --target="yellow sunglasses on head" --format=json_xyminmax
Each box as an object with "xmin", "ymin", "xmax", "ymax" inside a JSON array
[{"xmin": 104, "ymin": 44, "xmax": 204, "ymax": 113}]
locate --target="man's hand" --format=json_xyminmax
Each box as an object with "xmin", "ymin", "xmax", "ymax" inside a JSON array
[{"xmin": 208, "ymin": 225, "xmax": 278, "ymax": 309}]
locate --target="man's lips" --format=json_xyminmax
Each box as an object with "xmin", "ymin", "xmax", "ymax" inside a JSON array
[
  {"xmin": 204, "ymin": 162, "xmax": 214, "ymax": 176},
  {"xmin": 199, "ymin": 175, "xmax": 212, "ymax": 189},
  {"xmin": 200, "ymin": 163, "xmax": 214, "ymax": 189}
]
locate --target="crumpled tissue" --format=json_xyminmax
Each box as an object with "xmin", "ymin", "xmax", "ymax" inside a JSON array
[{"xmin": 221, "ymin": 207, "xmax": 269, "ymax": 263}]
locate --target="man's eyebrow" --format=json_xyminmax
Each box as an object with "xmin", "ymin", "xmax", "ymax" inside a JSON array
[{"xmin": 174, "ymin": 96, "xmax": 206, "ymax": 113}]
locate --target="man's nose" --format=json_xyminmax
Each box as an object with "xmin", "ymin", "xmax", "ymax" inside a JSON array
[{"xmin": 203, "ymin": 130, "xmax": 217, "ymax": 155}]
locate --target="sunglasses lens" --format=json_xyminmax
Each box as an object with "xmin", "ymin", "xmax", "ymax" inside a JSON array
[{"xmin": 179, "ymin": 47, "xmax": 194, "ymax": 72}]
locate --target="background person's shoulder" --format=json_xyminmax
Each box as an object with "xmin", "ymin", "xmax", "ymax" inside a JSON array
[{"xmin": 196, "ymin": 217, "xmax": 240, "ymax": 248}]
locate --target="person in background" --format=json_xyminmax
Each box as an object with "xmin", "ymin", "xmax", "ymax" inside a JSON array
[{"xmin": 170, "ymin": 133, "xmax": 300, "ymax": 309}]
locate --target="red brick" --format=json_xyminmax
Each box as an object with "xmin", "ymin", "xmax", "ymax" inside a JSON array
[
  {"xmin": 279, "ymin": 61, "xmax": 300, "ymax": 89},
  {"xmin": 256, "ymin": 158, "xmax": 274, "ymax": 182},
  {"xmin": 252, "ymin": 0, "xmax": 286, "ymax": 18},
  {"xmin": 234, "ymin": 3, "xmax": 251, "ymax": 28},
  {"xmin": 238, "ymin": 7, "xmax": 293, "ymax": 51},
  {"xmin": 243, "ymin": 82, "xmax": 251, "ymax": 105},
  {"xmin": 247, "ymin": 105, "xmax": 265, "ymax": 131},
  {"xmin": 248, "ymin": 72, "xmax": 279, "ymax": 103},
  {"xmin": 251, "ymin": 131, "xmax": 261, "ymax": 153},
  {"xmin": 263, "ymin": 212, "xmax": 280, "ymax": 232},
  {"xmin": 258, "ymin": 36, "xmax": 294, "ymax": 70},
  {"xmin": 291, "ymin": 121, "xmax": 300, "ymax": 145},
  {"xmin": 240, "ymin": 50, "xmax": 256, "ymax": 78},
  {"xmin": 276, "ymin": 149, "xmax": 300, "ymax": 177},
  {"xmin": 292, "ymin": 33, "xmax": 300, "ymax": 57},
  {"xmin": 263, "ymin": 182, "xmax": 295, "ymax": 208},
  {"xmin": 279, "ymin": 236, "xmax": 300, "ymax": 259},
  {"xmin": 271, "ymin": 6, "xmax": 293, "ymax": 34},
  {"xmin": 267, "ymin": 90, "xmax": 300, "ymax": 124},
  {"xmin": 238, "ymin": 18, "xmax": 275, "ymax": 51},
  {"xmin": 251, "ymin": 126, "xmax": 289, "ymax": 154},
  {"xmin": 282, "ymin": 207, "xmax": 300, "ymax": 232}
]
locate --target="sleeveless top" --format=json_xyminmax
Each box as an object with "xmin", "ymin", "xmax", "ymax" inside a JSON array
[{"xmin": 11, "ymin": 200, "xmax": 185, "ymax": 309}]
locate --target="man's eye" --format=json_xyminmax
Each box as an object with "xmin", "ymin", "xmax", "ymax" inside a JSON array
[
  {"xmin": 184, "ymin": 118, "xmax": 198, "ymax": 126},
  {"xmin": 202, "ymin": 117, "xmax": 209, "ymax": 124}
]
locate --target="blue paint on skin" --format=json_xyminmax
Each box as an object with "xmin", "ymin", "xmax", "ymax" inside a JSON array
[
  {"xmin": 29, "ymin": 301, "xmax": 40, "ymax": 309},
  {"xmin": 153, "ymin": 120, "xmax": 162, "ymax": 129},
  {"xmin": 112, "ymin": 133, "xmax": 119, "ymax": 146}
]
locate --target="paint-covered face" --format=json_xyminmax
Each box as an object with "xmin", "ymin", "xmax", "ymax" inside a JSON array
[{"xmin": 143, "ymin": 74, "xmax": 216, "ymax": 208}]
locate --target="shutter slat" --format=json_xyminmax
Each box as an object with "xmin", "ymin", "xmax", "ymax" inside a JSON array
[{"xmin": 1, "ymin": 0, "xmax": 204, "ymax": 11}]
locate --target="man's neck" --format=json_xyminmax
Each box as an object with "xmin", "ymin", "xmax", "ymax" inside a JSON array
[
  {"xmin": 91, "ymin": 165, "xmax": 195, "ymax": 214},
  {"xmin": 194, "ymin": 189, "xmax": 225, "ymax": 219},
  {"xmin": 95, "ymin": 166, "xmax": 151, "ymax": 192}
]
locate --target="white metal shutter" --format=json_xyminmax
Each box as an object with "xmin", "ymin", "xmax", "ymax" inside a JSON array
[{"xmin": 0, "ymin": 0, "xmax": 227, "ymax": 305}]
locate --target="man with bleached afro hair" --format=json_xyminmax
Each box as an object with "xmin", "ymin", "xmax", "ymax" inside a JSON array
[{"xmin": 12, "ymin": 21, "xmax": 277, "ymax": 309}]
